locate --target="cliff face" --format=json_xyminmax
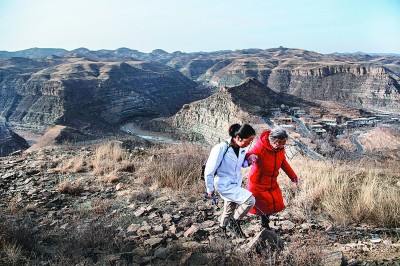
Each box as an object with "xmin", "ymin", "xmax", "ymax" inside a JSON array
[
  {"xmin": 0, "ymin": 58, "xmax": 200, "ymax": 134},
  {"xmin": 164, "ymin": 78, "xmax": 311, "ymax": 144},
  {"xmin": 0, "ymin": 117, "xmax": 29, "ymax": 156},
  {"xmin": 267, "ymin": 64, "xmax": 400, "ymax": 111}
]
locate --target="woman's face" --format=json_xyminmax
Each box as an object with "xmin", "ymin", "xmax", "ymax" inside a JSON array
[
  {"xmin": 234, "ymin": 135, "xmax": 255, "ymax": 148},
  {"xmin": 270, "ymin": 138, "xmax": 287, "ymax": 151}
]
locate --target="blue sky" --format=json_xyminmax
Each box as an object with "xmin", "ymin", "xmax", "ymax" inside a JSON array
[{"xmin": 0, "ymin": 0, "xmax": 399, "ymax": 54}]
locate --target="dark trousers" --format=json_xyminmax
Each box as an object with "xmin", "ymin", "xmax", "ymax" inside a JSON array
[{"xmin": 261, "ymin": 215, "xmax": 270, "ymax": 229}]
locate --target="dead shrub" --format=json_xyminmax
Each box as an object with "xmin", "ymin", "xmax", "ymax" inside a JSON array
[
  {"xmin": 38, "ymin": 221, "xmax": 118, "ymax": 264},
  {"xmin": 280, "ymin": 232, "xmax": 325, "ymax": 265},
  {"xmin": 129, "ymin": 185, "xmax": 154, "ymax": 203},
  {"xmin": 57, "ymin": 179, "xmax": 84, "ymax": 194},
  {"xmin": 102, "ymin": 172, "xmax": 121, "ymax": 184},
  {"xmin": 136, "ymin": 143, "xmax": 207, "ymax": 191},
  {"xmin": 91, "ymin": 199, "xmax": 114, "ymax": 214},
  {"xmin": 1, "ymin": 240, "xmax": 25, "ymax": 265},
  {"xmin": 7, "ymin": 197, "xmax": 20, "ymax": 214},
  {"xmin": 0, "ymin": 216, "xmax": 37, "ymax": 264},
  {"xmin": 92, "ymin": 141, "xmax": 132, "ymax": 176},
  {"xmin": 117, "ymin": 161, "xmax": 135, "ymax": 173},
  {"xmin": 59, "ymin": 154, "xmax": 86, "ymax": 173}
]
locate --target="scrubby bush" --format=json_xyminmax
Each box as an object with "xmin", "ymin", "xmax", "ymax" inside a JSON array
[{"xmin": 136, "ymin": 142, "xmax": 208, "ymax": 192}]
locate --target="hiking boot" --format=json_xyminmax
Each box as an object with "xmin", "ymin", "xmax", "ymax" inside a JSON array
[
  {"xmin": 218, "ymin": 225, "xmax": 228, "ymax": 238},
  {"xmin": 261, "ymin": 215, "xmax": 271, "ymax": 230},
  {"xmin": 226, "ymin": 217, "xmax": 246, "ymax": 238}
]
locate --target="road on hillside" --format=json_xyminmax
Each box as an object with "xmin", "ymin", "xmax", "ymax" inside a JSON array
[
  {"xmin": 292, "ymin": 139, "xmax": 325, "ymax": 161},
  {"xmin": 350, "ymin": 132, "xmax": 365, "ymax": 156},
  {"xmin": 291, "ymin": 116, "xmax": 312, "ymax": 137}
]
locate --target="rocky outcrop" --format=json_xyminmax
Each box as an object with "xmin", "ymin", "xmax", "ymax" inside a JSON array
[
  {"xmin": 155, "ymin": 78, "xmax": 317, "ymax": 144},
  {"xmin": 0, "ymin": 117, "xmax": 29, "ymax": 156}
]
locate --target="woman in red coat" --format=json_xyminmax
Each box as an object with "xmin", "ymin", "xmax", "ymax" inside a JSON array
[{"xmin": 246, "ymin": 127, "xmax": 298, "ymax": 229}]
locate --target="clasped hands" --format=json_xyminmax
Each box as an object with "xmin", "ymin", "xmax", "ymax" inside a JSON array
[{"xmin": 247, "ymin": 154, "xmax": 258, "ymax": 165}]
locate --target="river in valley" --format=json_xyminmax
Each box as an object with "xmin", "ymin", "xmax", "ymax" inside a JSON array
[{"xmin": 121, "ymin": 122, "xmax": 179, "ymax": 144}]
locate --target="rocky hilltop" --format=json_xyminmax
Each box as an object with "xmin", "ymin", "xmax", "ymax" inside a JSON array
[
  {"xmin": 1, "ymin": 141, "xmax": 398, "ymax": 265},
  {"xmin": 146, "ymin": 78, "xmax": 319, "ymax": 145}
]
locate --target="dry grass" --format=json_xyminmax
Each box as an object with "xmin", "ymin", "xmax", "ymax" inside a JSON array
[
  {"xmin": 57, "ymin": 141, "xmax": 136, "ymax": 184},
  {"xmin": 57, "ymin": 179, "xmax": 84, "ymax": 194},
  {"xmin": 102, "ymin": 172, "xmax": 122, "ymax": 184},
  {"xmin": 90, "ymin": 199, "xmax": 114, "ymax": 214},
  {"xmin": 1, "ymin": 240, "xmax": 24, "ymax": 265},
  {"xmin": 0, "ymin": 216, "xmax": 36, "ymax": 265},
  {"xmin": 59, "ymin": 155, "xmax": 86, "ymax": 173},
  {"xmin": 2, "ymin": 140, "xmax": 399, "ymax": 265},
  {"xmin": 129, "ymin": 185, "xmax": 154, "ymax": 203},
  {"xmin": 30, "ymin": 138, "xmax": 400, "ymax": 229},
  {"xmin": 7, "ymin": 197, "xmax": 21, "ymax": 214},
  {"xmin": 358, "ymin": 127, "xmax": 400, "ymax": 152},
  {"xmin": 285, "ymin": 157, "xmax": 400, "ymax": 227},
  {"xmin": 92, "ymin": 141, "xmax": 130, "ymax": 175},
  {"xmin": 135, "ymin": 142, "xmax": 208, "ymax": 192}
]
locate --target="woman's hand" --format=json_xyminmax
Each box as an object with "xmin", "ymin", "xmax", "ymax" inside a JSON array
[
  {"xmin": 204, "ymin": 191, "xmax": 217, "ymax": 205},
  {"xmin": 247, "ymin": 154, "xmax": 258, "ymax": 165}
]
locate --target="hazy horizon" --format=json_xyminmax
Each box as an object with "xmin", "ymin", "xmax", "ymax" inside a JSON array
[
  {"xmin": 2, "ymin": 46, "xmax": 400, "ymax": 56},
  {"xmin": 1, "ymin": 0, "xmax": 399, "ymax": 54}
]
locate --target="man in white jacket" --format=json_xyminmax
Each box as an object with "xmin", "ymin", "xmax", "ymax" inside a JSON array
[{"xmin": 204, "ymin": 123, "xmax": 257, "ymax": 238}]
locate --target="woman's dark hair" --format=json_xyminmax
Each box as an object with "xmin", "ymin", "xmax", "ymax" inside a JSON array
[{"xmin": 228, "ymin": 123, "xmax": 256, "ymax": 139}]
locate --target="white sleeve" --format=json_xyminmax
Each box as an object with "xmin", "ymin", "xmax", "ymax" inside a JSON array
[{"xmin": 204, "ymin": 143, "xmax": 225, "ymax": 193}]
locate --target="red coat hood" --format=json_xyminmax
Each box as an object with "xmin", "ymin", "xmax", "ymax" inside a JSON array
[{"xmin": 258, "ymin": 130, "xmax": 274, "ymax": 151}]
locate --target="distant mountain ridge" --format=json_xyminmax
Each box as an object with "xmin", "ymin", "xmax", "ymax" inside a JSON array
[
  {"xmin": 330, "ymin": 51, "xmax": 400, "ymax": 57},
  {"xmin": 0, "ymin": 48, "xmax": 68, "ymax": 59},
  {"xmin": 1, "ymin": 47, "xmax": 399, "ymax": 60}
]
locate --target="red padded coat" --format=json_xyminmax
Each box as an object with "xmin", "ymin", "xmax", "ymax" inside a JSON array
[{"xmin": 247, "ymin": 130, "xmax": 297, "ymax": 215}]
